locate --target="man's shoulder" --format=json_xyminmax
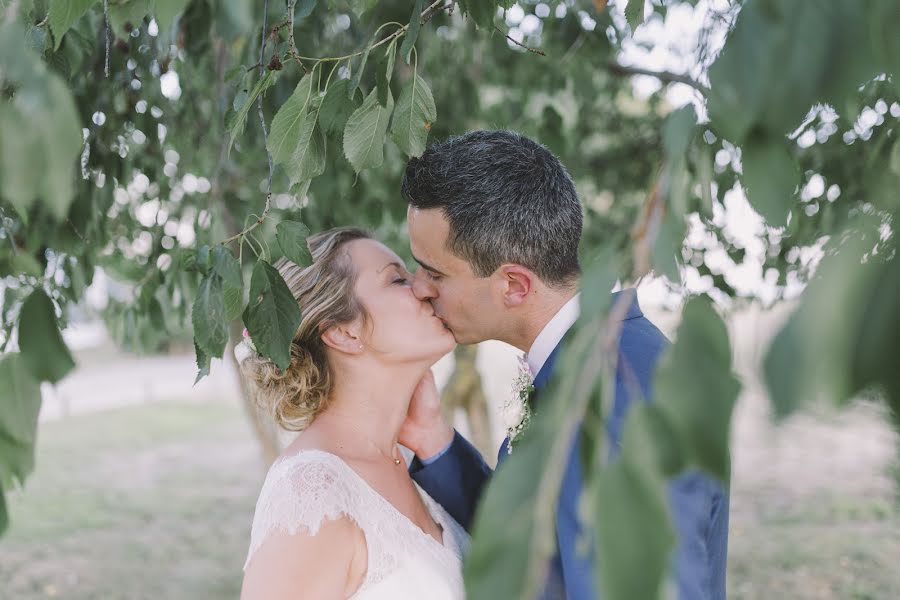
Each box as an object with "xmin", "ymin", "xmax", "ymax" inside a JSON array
[{"xmin": 619, "ymin": 313, "xmax": 670, "ymax": 360}]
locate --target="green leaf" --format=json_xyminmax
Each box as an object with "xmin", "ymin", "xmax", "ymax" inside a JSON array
[
  {"xmin": 466, "ymin": 305, "xmax": 610, "ymax": 599},
  {"xmin": 662, "ymin": 105, "xmax": 697, "ymax": 159},
  {"xmin": 39, "ymin": 77, "xmax": 83, "ymax": 221},
  {"xmin": 890, "ymin": 138, "xmax": 900, "ymax": 177},
  {"xmin": 242, "ymin": 260, "xmax": 302, "ymax": 371},
  {"xmin": 458, "ymin": 0, "xmax": 498, "ymax": 29},
  {"xmin": 292, "ymin": 117, "xmax": 327, "ymax": 186},
  {"xmin": 707, "ymin": 0, "xmax": 832, "ymax": 142},
  {"xmin": 49, "ymin": 0, "xmax": 98, "ymax": 50},
  {"xmin": 0, "ymin": 31, "xmax": 82, "ymax": 223},
  {"xmin": 343, "ymin": 88, "xmax": 394, "ymax": 173},
  {"xmin": 193, "ymin": 339, "xmax": 211, "ymax": 385},
  {"xmin": 319, "ymin": 79, "xmax": 363, "ymax": 136},
  {"xmin": 651, "ymin": 208, "xmax": 686, "ymax": 282},
  {"xmin": 871, "ymin": 0, "xmax": 900, "ymax": 93},
  {"xmin": 211, "ymin": 246, "xmax": 241, "ymax": 288},
  {"xmin": 593, "ymin": 452, "xmax": 674, "ymax": 600},
  {"xmin": 153, "ymin": 0, "xmax": 189, "ymax": 33},
  {"xmin": 0, "ymin": 354, "xmax": 42, "ymax": 489},
  {"xmin": 10, "ymin": 253, "xmax": 43, "ymax": 278},
  {"xmin": 194, "ymin": 244, "xmax": 211, "ymax": 274},
  {"xmin": 376, "ymin": 40, "xmax": 397, "ymax": 107},
  {"xmin": 18, "ymin": 290, "xmax": 76, "ymax": 384},
  {"xmin": 850, "ymin": 251, "xmax": 900, "ymax": 426},
  {"xmin": 211, "ymin": 246, "xmax": 243, "ymax": 321},
  {"xmin": 740, "ymin": 138, "xmax": 798, "ymax": 225},
  {"xmin": 652, "ymin": 298, "xmax": 740, "ymax": 481},
  {"xmin": 228, "ymin": 69, "xmax": 278, "ymax": 154},
  {"xmin": 267, "ymin": 75, "xmax": 316, "ymax": 165},
  {"xmin": 1, "ymin": 489, "xmax": 8, "ymax": 535},
  {"xmin": 349, "ymin": 41, "xmax": 372, "ymax": 100},
  {"xmin": 765, "ymin": 229, "xmax": 900, "ymax": 422},
  {"xmin": 295, "ymin": 0, "xmax": 318, "ymax": 20},
  {"xmin": 192, "ymin": 275, "xmax": 229, "ymax": 358},
  {"xmin": 276, "ymin": 221, "xmax": 314, "ymax": 267},
  {"xmin": 400, "ymin": 0, "xmax": 424, "ymax": 64},
  {"xmin": 624, "ymin": 0, "xmax": 645, "ymax": 32},
  {"xmin": 108, "ymin": 0, "xmax": 151, "ymax": 38},
  {"xmin": 390, "ymin": 74, "xmax": 436, "ymax": 158},
  {"xmin": 0, "ymin": 105, "xmax": 41, "ymax": 220}
]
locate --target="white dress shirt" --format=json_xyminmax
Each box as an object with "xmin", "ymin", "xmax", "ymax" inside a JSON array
[{"xmin": 526, "ymin": 293, "xmax": 581, "ymax": 378}]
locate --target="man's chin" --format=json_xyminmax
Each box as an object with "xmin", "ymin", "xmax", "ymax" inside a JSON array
[{"xmin": 448, "ymin": 328, "xmax": 483, "ymax": 346}]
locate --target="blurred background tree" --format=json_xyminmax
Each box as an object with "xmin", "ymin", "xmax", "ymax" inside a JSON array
[{"xmin": 1, "ymin": 0, "xmax": 898, "ymax": 598}]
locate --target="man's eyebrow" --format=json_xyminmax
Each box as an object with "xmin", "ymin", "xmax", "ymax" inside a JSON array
[{"xmin": 412, "ymin": 255, "xmax": 446, "ymax": 276}]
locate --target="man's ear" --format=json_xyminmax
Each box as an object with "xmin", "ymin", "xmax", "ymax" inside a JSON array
[
  {"xmin": 320, "ymin": 322, "xmax": 365, "ymax": 355},
  {"xmin": 498, "ymin": 264, "xmax": 534, "ymax": 307}
]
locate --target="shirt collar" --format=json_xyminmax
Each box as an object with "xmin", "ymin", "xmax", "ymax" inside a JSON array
[
  {"xmin": 526, "ymin": 293, "xmax": 581, "ymax": 377},
  {"xmin": 524, "ymin": 289, "xmax": 644, "ymax": 378}
]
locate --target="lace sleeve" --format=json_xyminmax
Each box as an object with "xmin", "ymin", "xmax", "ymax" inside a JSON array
[{"xmin": 243, "ymin": 453, "xmax": 361, "ymax": 570}]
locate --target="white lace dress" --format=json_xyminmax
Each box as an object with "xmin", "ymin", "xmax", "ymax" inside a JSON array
[{"xmin": 244, "ymin": 449, "xmax": 469, "ymax": 599}]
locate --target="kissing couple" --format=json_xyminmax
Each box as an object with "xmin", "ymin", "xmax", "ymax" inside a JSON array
[{"xmin": 238, "ymin": 130, "xmax": 729, "ymax": 600}]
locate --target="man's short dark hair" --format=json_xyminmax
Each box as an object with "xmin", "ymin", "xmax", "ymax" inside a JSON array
[{"xmin": 401, "ymin": 130, "xmax": 583, "ymax": 287}]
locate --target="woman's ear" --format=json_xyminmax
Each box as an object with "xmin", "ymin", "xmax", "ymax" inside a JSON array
[
  {"xmin": 320, "ymin": 322, "xmax": 365, "ymax": 355},
  {"xmin": 498, "ymin": 264, "xmax": 534, "ymax": 307}
]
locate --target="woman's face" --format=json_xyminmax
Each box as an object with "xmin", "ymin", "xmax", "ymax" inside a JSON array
[{"xmin": 346, "ymin": 238, "xmax": 456, "ymax": 363}]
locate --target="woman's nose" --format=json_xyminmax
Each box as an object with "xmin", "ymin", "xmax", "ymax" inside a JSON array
[{"xmin": 412, "ymin": 268, "xmax": 436, "ymax": 301}]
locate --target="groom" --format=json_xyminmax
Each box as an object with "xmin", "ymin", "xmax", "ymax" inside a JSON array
[{"xmin": 398, "ymin": 130, "xmax": 729, "ymax": 599}]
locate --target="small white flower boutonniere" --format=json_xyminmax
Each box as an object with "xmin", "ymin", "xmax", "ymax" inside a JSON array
[{"xmin": 502, "ymin": 355, "xmax": 535, "ymax": 454}]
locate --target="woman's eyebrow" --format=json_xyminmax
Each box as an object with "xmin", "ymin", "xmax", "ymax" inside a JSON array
[{"xmin": 377, "ymin": 261, "xmax": 405, "ymax": 274}]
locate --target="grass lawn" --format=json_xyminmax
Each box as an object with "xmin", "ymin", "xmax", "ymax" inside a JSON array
[
  {"xmin": 1, "ymin": 400, "xmax": 262, "ymax": 599},
  {"xmin": 1, "ymin": 399, "xmax": 898, "ymax": 599}
]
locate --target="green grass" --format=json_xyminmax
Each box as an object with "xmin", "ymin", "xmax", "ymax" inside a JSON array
[
  {"xmin": 0, "ymin": 400, "xmax": 264, "ymax": 599},
  {"xmin": 1, "ymin": 400, "xmax": 898, "ymax": 599}
]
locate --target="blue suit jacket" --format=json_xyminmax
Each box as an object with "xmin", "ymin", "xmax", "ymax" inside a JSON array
[{"xmin": 410, "ymin": 290, "xmax": 730, "ymax": 599}]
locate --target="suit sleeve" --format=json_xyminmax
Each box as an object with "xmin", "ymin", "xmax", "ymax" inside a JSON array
[
  {"xmin": 409, "ymin": 430, "xmax": 493, "ymax": 531},
  {"xmin": 667, "ymin": 471, "xmax": 729, "ymax": 600}
]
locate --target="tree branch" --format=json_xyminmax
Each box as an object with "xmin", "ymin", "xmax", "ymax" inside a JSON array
[
  {"xmin": 284, "ymin": 0, "xmax": 450, "ymax": 65},
  {"xmin": 285, "ymin": 0, "xmax": 310, "ymax": 74},
  {"xmin": 103, "ymin": 0, "xmax": 110, "ymax": 78},
  {"xmin": 495, "ymin": 25, "xmax": 546, "ymax": 56},
  {"xmin": 220, "ymin": 0, "xmax": 274, "ymax": 248},
  {"xmin": 606, "ymin": 61, "xmax": 708, "ymax": 94}
]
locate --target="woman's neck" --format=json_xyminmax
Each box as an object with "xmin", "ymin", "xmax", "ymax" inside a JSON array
[{"xmin": 313, "ymin": 360, "xmax": 428, "ymax": 458}]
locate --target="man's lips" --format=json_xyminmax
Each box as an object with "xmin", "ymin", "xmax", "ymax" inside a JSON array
[{"xmin": 432, "ymin": 312, "xmax": 451, "ymax": 330}]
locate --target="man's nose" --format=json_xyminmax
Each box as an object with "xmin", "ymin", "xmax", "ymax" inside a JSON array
[{"xmin": 412, "ymin": 268, "xmax": 437, "ymax": 301}]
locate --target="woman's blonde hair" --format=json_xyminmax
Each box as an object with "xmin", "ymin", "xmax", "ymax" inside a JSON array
[{"xmin": 238, "ymin": 227, "xmax": 372, "ymax": 431}]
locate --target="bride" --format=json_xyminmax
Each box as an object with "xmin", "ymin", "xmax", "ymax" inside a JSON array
[{"xmin": 238, "ymin": 227, "xmax": 467, "ymax": 599}]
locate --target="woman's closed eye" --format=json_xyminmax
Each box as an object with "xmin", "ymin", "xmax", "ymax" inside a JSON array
[{"xmin": 391, "ymin": 277, "xmax": 409, "ymax": 285}]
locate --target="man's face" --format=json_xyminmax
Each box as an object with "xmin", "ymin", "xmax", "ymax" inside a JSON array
[{"xmin": 406, "ymin": 206, "xmax": 498, "ymax": 345}]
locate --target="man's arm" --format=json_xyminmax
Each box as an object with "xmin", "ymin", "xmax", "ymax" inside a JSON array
[
  {"xmin": 409, "ymin": 430, "xmax": 493, "ymax": 530},
  {"xmin": 400, "ymin": 371, "xmax": 493, "ymax": 531},
  {"xmin": 667, "ymin": 471, "xmax": 729, "ymax": 600}
]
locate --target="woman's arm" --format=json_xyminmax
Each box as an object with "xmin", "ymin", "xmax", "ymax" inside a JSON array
[{"xmin": 241, "ymin": 515, "xmax": 367, "ymax": 600}]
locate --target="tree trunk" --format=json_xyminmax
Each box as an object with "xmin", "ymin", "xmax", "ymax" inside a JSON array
[{"xmin": 441, "ymin": 345, "xmax": 494, "ymax": 460}]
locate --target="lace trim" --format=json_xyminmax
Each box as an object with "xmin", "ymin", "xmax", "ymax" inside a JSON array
[{"xmin": 244, "ymin": 450, "xmax": 466, "ymax": 596}]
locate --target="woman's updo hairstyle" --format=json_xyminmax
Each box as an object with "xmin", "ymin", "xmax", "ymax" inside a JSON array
[{"xmin": 237, "ymin": 226, "xmax": 372, "ymax": 431}]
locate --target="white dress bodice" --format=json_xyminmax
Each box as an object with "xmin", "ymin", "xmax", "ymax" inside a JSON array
[{"xmin": 244, "ymin": 450, "xmax": 468, "ymax": 599}]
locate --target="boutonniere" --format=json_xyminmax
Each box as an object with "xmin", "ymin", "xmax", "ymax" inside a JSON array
[{"xmin": 502, "ymin": 355, "xmax": 534, "ymax": 454}]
